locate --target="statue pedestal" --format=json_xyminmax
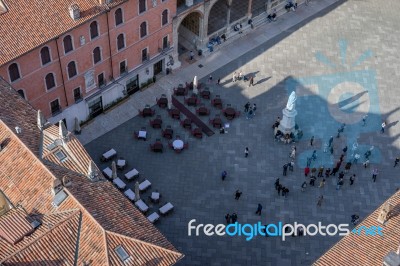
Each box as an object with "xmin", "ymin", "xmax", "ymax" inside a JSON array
[{"xmin": 278, "ymin": 108, "xmax": 297, "ymax": 135}]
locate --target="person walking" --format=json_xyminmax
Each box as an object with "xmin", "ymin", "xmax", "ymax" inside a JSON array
[
  {"xmin": 235, "ymin": 190, "xmax": 242, "ymax": 200},
  {"xmin": 217, "ymin": 78, "xmax": 221, "ymax": 85},
  {"xmin": 336, "ymin": 178, "xmax": 344, "ymax": 190},
  {"xmin": 328, "ymin": 136, "xmax": 334, "ymax": 147},
  {"xmin": 290, "ymin": 146, "xmax": 296, "ymax": 159},
  {"xmin": 301, "ymin": 181, "xmax": 307, "ymax": 192},
  {"xmin": 330, "ymin": 146, "xmax": 334, "ymax": 155},
  {"xmin": 319, "ymin": 178, "xmax": 326, "ymax": 188},
  {"xmin": 310, "ymin": 136, "xmax": 314, "ymax": 146},
  {"xmin": 325, "ymin": 168, "xmax": 331, "ymax": 178},
  {"xmin": 233, "ymin": 72, "xmax": 237, "ymax": 82},
  {"xmin": 317, "ymin": 195, "xmax": 324, "ymax": 207},
  {"xmin": 283, "ymin": 187, "xmax": 289, "ymax": 198},
  {"xmin": 231, "ymin": 213, "xmax": 238, "ymax": 223},
  {"xmin": 310, "ymin": 176, "xmax": 316, "ymax": 186},
  {"xmin": 252, "ymin": 104, "xmax": 257, "ymax": 117},
  {"xmin": 343, "ymin": 146, "xmax": 348, "ymax": 153},
  {"xmin": 344, "ymin": 161, "xmax": 352, "ymax": 173},
  {"xmin": 245, "ymin": 147, "xmax": 249, "ymax": 158},
  {"xmin": 277, "ymin": 184, "xmax": 282, "ymax": 195},
  {"xmin": 274, "ymin": 178, "xmax": 280, "ymax": 190},
  {"xmin": 246, "ymin": 107, "xmax": 253, "ymax": 119},
  {"xmin": 362, "ymin": 115, "xmax": 367, "ymax": 126},
  {"xmin": 283, "ymin": 164, "xmax": 288, "ymax": 176},
  {"xmin": 318, "ymin": 166, "xmax": 324, "ymax": 177},
  {"xmin": 221, "ymin": 170, "xmax": 227, "ymax": 181},
  {"xmin": 350, "ymin": 174, "xmax": 355, "ymax": 185},
  {"xmin": 304, "ymin": 167, "xmax": 310, "ymax": 177},
  {"xmin": 208, "ymin": 75, "xmax": 213, "ymax": 84},
  {"xmin": 189, "ymin": 50, "xmax": 194, "ymax": 60},
  {"xmin": 249, "ymin": 76, "xmax": 254, "ymax": 87},
  {"xmin": 244, "ymin": 102, "xmax": 250, "ymax": 113},
  {"xmin": 225, "ymin": 213, "xmax": 231, "ymax": 224},
  {"xmin": 255, "ymin": 203, "xmax": 262, "ymax": 215},
  {"xmin": 372, "ymin": 168, "xmax": 378, "ymax": 182},
  {"xmin": 239, "ymin": 71, "xmax": 243, "ymax": 80},
  {"xmin": 394, "ymin": 157, "xmax": 400, "ymax": 167},
  {"xmin": 381, "ymin": 121, "xmax": 386, "ymax": 133}
]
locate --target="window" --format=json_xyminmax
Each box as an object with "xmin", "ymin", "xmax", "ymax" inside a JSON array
[
  {"xmin": 73, "ymin": 88, "xmax": 82, "ymax": 102},
  {"xmin": 139, "ymin": 0, "xmax": 146, "ymax": 13},
  {"xmin": 17, "ymin": 89, "xmax": 25, "ymax": 99},
  {"xmin": 93, "ymin": 47, "xmax": 102, "ymax": 64},
  {"xmin": 50, "ymin": 99, "xmax": 61, "ymax": 116},
  {"xmin": 90, "ymin": 21, "xmax": 99, "ymax": 39},
  {"xmin": 67, "ymin": 61, "xmax": 77, "ymax": 78},
  {"xmin": 115, "ymin": 246, "xmax": 129, "ymax": 262},
  {"xmin": 40, "ymin": 47, "xmax": 51, "ymax": 65},
  {"xmin": 117, "ymin": 34, "xmax": 125, "ymax": 50},
  {"xmin": 115, "ymin": 8, "xmax": 123, "ymax": 26},
  {"xmin": 55, "ymin": 150, "xmax": 67, "ymax": 161},
  {"xmin": 162, "ymin": 36, "xmax": 169, "ymax": 49},
  {"xmin": 8, "ymin": 63, "xmax": 20, "ymax": 82},
  {"xmin": 45, "ymin": 73, "xmax": 56, "ymax": 90},
  {"xmin": 98, "ymin": 73, "xmax": 105, "ymax": 87},
  {"xmin": 141, "ymin": 48, "xmax": 148, "ymax": 62},
  {"xmin": 119, "ymin": 61, "xmax": 127, "ymax": 75},
  {"xmin": 140, "ymin": 22, "xmax": 147, "ymax": 38},
  {"xmin": 162, "ymin": 9, "xmax": 168, "ymax": 25},
  {"xmin": 63, "ymin": 35, "xmax": 73, "ymax": 54}
]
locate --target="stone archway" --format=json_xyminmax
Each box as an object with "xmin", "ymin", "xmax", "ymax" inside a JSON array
[
  {"xmin": 252, "ymin": 0, "xmax": 268, "ymax": 17},
  {"xmin": 207, "ymin": 0, "xmax": 229, "ymax": 36},
  {"xmin": 230, "ymin": 0, "xmax": 249, "ymax": 23},
  {"xmin": 177, "ymin": 12, "xmax": 203, "ymax": 56}
]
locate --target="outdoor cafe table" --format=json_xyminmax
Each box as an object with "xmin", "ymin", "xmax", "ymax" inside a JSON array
[
  {"xmin": 163, "ymin": 128, "xmax": 173, "ymax": 138},
  {"xmin": 125, "ymin": 169, "xmax": 139, "ymax": 180},
  {"xmin": 135, "ymin": 199, "xmax": 149, "ymax": 212},
  {"xmin": 212, "ymin": 117, "xmax": 222, "ymax": 127},
  {"xmin": 157, "ymin": 97, "xmax": 168, "ymax": 107},
  {"xmin": 187, "ymin": 96, "xmax": 198, "ymax": 106},
  {"xmin": 224, "ymin": 107, "xmax": 236, "ymax": 119},
  {"xmin": 117, "ymin": 159, "xmax": 126, "ymax": 169},
  {"xmin": 212, "ymin": 98, "xmax": 222, "ymax": 108},
  {"xmin": 124, "ymin": 189, "xmax": 136, "ymax": 201},
  {"xmin": 198, "ymin": 106, "xmax": 208, "ymax": 116},
  {"xmin": 138, "ymin": 130, "xmax": 147, "ymax": 140},
  {"xmin": 139, "ymin": 180, "xmax": 151, "ymax": 191},
  {"xmin": 170, "ymin": 109, "xmax": 180, "ymax": 119},
  {"xmin": 159, "ymin": 202, "xmax": 174, "ymax": 215},
  {"xmin": 173, "ymin": 139, "xmax": 184, "ymax": 150},
  {"xmin": 175, "ymin": 87, "xmax": 185, "ymax": 96},
  {"xmin": 102, "ymin": 149, "xmax": 116, "ymax": 160},
  {"xmin": 147, "ymin": 212, "xmax": 160, "ymax": 223},
  {"xmin": 151, "ymin": 192, "xmax": 160, "ymax": 201},
  {"xmin": 153, "ymin": 142, "xmax": 163, "ymax": 152},
  {"xmin": 143, "ymin": 107, "xmax": 153, "ymax": 117},
  {"xmin": 103, "ymin": 167, "xmax": 112, "ymax": 179},
  {"xmin": 113, "ymin": 177, "xmax": 126, "ymax": 189},
  {"xmin": 201, "ymin": 90, "xmax": 210, "ymax": 99}
]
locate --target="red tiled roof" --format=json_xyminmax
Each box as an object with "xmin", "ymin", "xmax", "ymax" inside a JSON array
[
  {"xmin": 0, "ymin": 0, "xmax": 126, "ymax": 66},
  {"xmin": 0, "ymin": 207, "xmax": 34, "ymax": 245},
  {"xmin": 314, "ymin": 191, "xmax": 400, "ymax": 266},
  {"xmin": 0, "ymin": 77, "xmax": 183, "ymax": 265}
]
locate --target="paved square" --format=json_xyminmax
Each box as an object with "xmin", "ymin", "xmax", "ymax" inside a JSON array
[{"xmin": 85, "ymin": 0, "xmax": 400, "ymax": 265}]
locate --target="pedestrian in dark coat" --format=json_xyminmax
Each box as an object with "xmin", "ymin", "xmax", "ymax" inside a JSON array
[
  {"xmin": 277, "ymin": 184, "xmax": 282, "ymax": 195},
  {"xmin": 394, "ymin": 157, "xmax": 400, "ymax": 167},
  {"xmin": 255, "ymin": 204, "xmax": 262, "ymax": 215},
  {"xmin": 231, "ymin": 213, "xmax": 238, "ymax": 223},
  {"xmin": 301, "ymin": 181, "xmax": 307, "ymax": 192},
  {"xmin": 221, "ymin": 170, "xmax": 227, "ymax": 181},
  {"xmin": 325, "ymin": 168, "xmax": 331, "ymax": 177},
  {"xmin": 244, "ymin": 102, "xmax": 250, "ymax": 112},
  {"xmin": 318, "ymin": 166, "xmax": 324, "ymax": 177},
  {"xmin": 245, "ymin": 147, "xmax": 249, "ymax": 158},
  {"xmin": 317, "ymin": 195, "xmax": 324, "ymax": 207},
  {"xmin": 283, "ymin": 164, "xmax": 288, "ymax": 176},
  {"xmin": 328, "ymin": 136, "xmax": 334, "ymax": 147},
  {"xmin": 225, "ymin": 213, "xmax": 231, "ymax": 224},
  {"xmin": 249, "ymin": 76, "xmax": 254, "ymax": 87},
  {"xmin": 310, "ymin": 136, "xmax": 314, "ymax": 146},
  {"xmin": 343, "ymin": 146, "xmax": 348, "ymax": 153},
  {"xmin": 235, "ymin": 190, "xmax": 242, "ymax": 200},
  {"xmin": 274, "ymin": 178, "xmax": 280, "ymax": 190},
  {"xmin": 350, "ymin": 174, "xmax": 355, "ymax": 185}
]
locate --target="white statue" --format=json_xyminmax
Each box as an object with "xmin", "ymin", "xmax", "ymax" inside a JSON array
[{"xmin": 286, "ymin": 91, "xmax": 297, "ymax": 111}]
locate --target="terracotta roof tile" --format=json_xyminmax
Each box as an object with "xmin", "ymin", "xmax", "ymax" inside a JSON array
[
  {"xmin": 314, "ymin": 191, "xmax": 400, "ymax": 266},
  {"xmin": 0, "ymin": 0, "xmax": 126, "ymax": 66}
]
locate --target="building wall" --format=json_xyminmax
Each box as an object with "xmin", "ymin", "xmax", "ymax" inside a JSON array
[{"xmin": 0, "ymin": 0, "xmax": 176, "ymax": 128}]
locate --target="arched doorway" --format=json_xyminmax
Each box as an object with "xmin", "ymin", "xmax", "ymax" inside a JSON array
[
  {"xmin": 230, "ymin": 0, "xmax": 249, "ymax": 23},
  {"xmin": 207, "ymin": 0, "xmax": 229, "ymax": 36},
  {"xmin": 252, "ymin": 0, "xmax": 268, "ymax": 17},
  {"xmin": 178, "ymin": 12, "xmax": 202, "ymax": 56}
]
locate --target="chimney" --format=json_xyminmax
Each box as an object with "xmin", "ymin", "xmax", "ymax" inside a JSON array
[
  {"xmin": 69, "ymin": 4, "xmax": 80, "ymax": 21},
  {"xmin": 37, "ymin": 110, "xmax": 45, "ymax": 129},
  {"xmin": 87, "ymin": 160, "xmax": 98, "ymax": 180},
  {"xmin": 58, "ymin": 120, "xmax": 69, "ymax": 144}
]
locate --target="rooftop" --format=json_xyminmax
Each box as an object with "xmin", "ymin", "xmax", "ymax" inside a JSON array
[
  {"xmin": 0, "ymin": 77, "xmax": 183, "ymax": 265},
  {"xmin": 0, "ymin": 0, "xmax": 126, "ymax": 66}
]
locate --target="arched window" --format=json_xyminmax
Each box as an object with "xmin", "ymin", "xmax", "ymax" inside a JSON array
[
  {"xmin": 40, "ymin": 47, "xmax": 51, "ymax": 65},
  {"xmin": 115, "ymin": 8, "xmax": 123, "ymax": 26},
  {"xmin": 90, "ymin": 21, "xmax": 99, "ymax": 39},
  {"xmin": 140, "ymin": 22, "xmax": 147, "ymax": 38},
  {"xmin": 63, "ymin": 35, "xmax": 73, "ymax": 53},
  {"xmin": 45, "ymin": 73, "xmax": 56, "ymax": 90},
  {"xmin": 17, "ymin": 89, "xmax": 25, "ymax": 99},
  {"xmin": 139, "ymin": 0, "xmax": 146, "ymax": 13},
  {"xmin": 93, "ymin": 47, "xmax": 101, "ymax": 64},
  {"xmin": 162, "ymin": 10, "xmax": 168, "ymax": 26},
  {"xmin": 117, "ymin": 34, "xmax": 125, "ymax": 50},
  {"xmin": 67, "ymin": 61, "xmax": 77, "ymax": 78},
  {"xmin": 8, "ymin": 63, "xmax": 20, "ymax": 82}
]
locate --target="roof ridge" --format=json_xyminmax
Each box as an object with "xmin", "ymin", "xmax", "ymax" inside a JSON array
[
  {"xmin": 106, "ymin": 230, "xmax": 183, "ymax": 258},
  {"xmin": 0, "ymin": 209, "xmax": 81, "ymax": 263}
]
